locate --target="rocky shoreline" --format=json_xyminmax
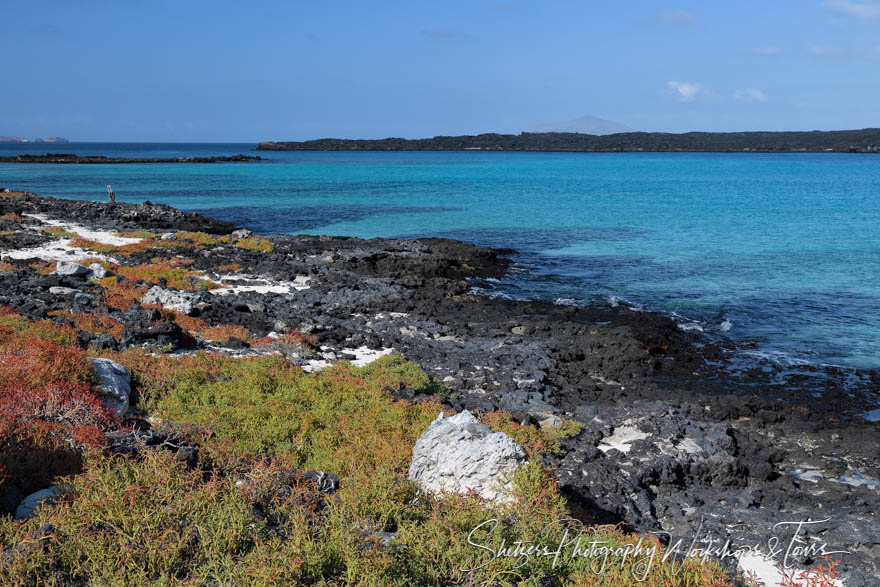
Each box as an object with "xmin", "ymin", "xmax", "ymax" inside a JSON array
[
  {"xmin": 0, "ymin": 153, "xmax": 262, "ymax": 164},
  {"xmin": 1, "ymin": 191, "xmax": 878, "ymax": 584}
]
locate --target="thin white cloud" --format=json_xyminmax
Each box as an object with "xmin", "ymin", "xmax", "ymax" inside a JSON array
[
  {"xmin": 658, "ymin": 9, "xmax": 696, "ymax": 24},
  {"xmin": 666, "ymin": 81, "xmax": 768, "ymax": 104},
  {"xmin": 733, "ymin": 88, "xmax": 768, "ymax": 103},
  {"xmin": 822, "ymin": 0, "xmax": 880, "ymax": 20},
  {"xmin": 666, "ymin": 81, "xmax": 706, "ymax": 102},
  {"xmin": 807, "ymin": 43, "xmax": 847, "ymax": 58},
  {"xmin": 806, "ymin": 42, "xmax": 880, "ymax": 59}
]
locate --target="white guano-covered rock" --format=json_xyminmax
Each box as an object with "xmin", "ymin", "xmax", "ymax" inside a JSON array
[
  {"xmin": 141, "ymin": 285, "xmax": 197, "ymax": 315},
  {"xmin": 90, "ymin": 358, "xmax": 131, "ymax": 416},
  {"xmin": 14, "ymin": 486, "xmax": 59, "ymax": 520},
  {"xmin": 408, "ymin": 411, "xmax": 528, "ymax": 503},
  {"xmin": 88, "ymin": 263, "xmax": 107, "ymax": 279}
]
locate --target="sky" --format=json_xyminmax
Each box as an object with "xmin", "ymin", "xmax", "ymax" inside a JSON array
[{"xmin": 2, "ymin": 0, "xmax": 880, "ymax": 142}]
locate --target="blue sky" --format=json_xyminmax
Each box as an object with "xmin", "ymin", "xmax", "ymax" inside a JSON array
[{"xmin": 2, "ymin": 0, "xmax": 879, "ymax": 141}]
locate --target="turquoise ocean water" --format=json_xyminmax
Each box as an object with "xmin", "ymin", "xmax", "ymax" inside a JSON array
[{"xmin": 1, "ymin": 143, "xmax": 878, "ymax": 369}]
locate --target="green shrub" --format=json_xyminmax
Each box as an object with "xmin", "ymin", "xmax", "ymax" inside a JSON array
[{"xmin": 0, "ymin": 342, "xmax": 731, "ymax": 585}]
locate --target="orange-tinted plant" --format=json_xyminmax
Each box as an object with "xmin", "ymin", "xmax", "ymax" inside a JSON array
[
  {"xmin": 68, "ymin": 237, "xmax": 117, "ymax": 254},
  {"xmin": 49, "ymin": 310, "xmax": 124, "ymax": 341},
  {"xmin": 216, "ymin": 263, "xmax": 243, "ymax": 272},
  {"xmin": 113, "ymin": 262, "xmax": 218, "ymax": 291},
  {"xmin": 251, "ymin": 329, "xmax": 317, "ymax": 350},
  {"xmin": 156, "ymin": 309, "xmax": 249, "ymax": 342},
  {"xmin": 0, "ymin": 336, "xmax": 94, "ymax": 389},
  {"xmin": 29, "ymin": 260, "xmax": 57, "ymax": 274},
  {"xmin": 0, "ymin": 379, "xmax": 116, "ymax": 506},
  {"xmin": 94, "ymin": 276, "xmax": 149, "ymax": 310}
]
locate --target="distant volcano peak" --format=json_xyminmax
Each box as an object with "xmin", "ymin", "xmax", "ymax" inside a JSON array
[{"xmin": 526, "ymin": 115, "xmax": 634, "ymax": 135}]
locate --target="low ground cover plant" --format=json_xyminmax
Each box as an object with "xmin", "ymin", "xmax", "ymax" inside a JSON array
[{"xmin": 0, "ymin": 267, "xmax": 739, "ymax": 584}]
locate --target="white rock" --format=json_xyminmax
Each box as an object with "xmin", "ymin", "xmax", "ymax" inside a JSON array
[
  {"xmin": 598, "ymin": 424, "xmax": 651, "ymax": 454},
  {"xmin": 90, "ymin": 358, "xmax": 131, "ymax": 416},
  {"xmin": 141, "ymin": 285, "xmax": 197, "ymax": 315},
  {"xmin": 408, "ymin": 411, "xmax": 528, "ymax": 503},
  {"xmin": 48, "ymin": 286, "xmax": 80, "ymax": 296},
  {"xmin": 53, "ymin": 260, "xmax": 89, "ymax": 277},
  {"xmin": 231, "ymin": 228, "xmax": 253, "ymax": 239},
  {"xmin": 88, "ymin": 263, "xmax": 107, "ymax": 279},
  {"xmin": 160, "ymin": 232, "xmax": 177, "ymax": 240},
  {"xmin": 14, "ymin": 486, "xmax": 59, "ymax": 520}
]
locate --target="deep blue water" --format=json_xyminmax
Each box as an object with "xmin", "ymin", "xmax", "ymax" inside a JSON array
[{"xmin": 2, "ymin": 142, "xmax": 879, "ymax": 369}]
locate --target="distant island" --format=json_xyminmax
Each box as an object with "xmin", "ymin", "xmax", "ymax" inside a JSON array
[
  {"xmin": 0, "ymin": 153, "xmax": 262, "ymax": 164},
  {"xmin": 0, "ymin": 136, "xmax": 69, "ymax": 143},
  {"xmin": 259, "ymin": 128, "xmax": 880, "ymax": 153}
]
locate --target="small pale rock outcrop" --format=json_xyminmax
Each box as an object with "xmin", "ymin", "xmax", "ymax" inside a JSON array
[
  {"xmin": 231, "ymin": 228, "xmax": 253, "ymax": 239},
  {"xmin": 536, "ymin": 413, "xmax": 564, "ymax": 430},
  {"xmin": 14, "ymin": 487, "xmax": 59, "ymax": 520},
  {"xmin": 90, "ymin": 358, "xmax": 131, "ymax": 416},
  {"xmin": 408, "ymin": 411, "xmax": 528, "ymax": 503},
  {"xmin": 141, "ymin": 285, "xmax": 199, "ymax": 315},
  {"xmin": 53, "ymin": 260, "xmax": 89, "ymax": 277},
  {"xmin": 88, "ymin": 263, "xmax": 107, "ymax": 279}
]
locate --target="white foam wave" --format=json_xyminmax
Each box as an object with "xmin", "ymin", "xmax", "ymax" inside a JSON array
[{"xmin": 678, "ymin": 322, "xmax": 704, "ymax": 332}]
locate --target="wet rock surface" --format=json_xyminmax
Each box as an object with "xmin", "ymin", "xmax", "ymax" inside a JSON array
[{"xmin": 1, "ymin": 193, "xmax": 878, "ymax": 583}]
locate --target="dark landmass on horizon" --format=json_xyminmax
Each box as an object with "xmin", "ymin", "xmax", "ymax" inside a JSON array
[
  {"xmin": 259, "ymin": 128, "xmax": 880, "ymax": 153},
  {"xmin": 0, "ymin": 153, "xmax": 262, "ymax": 164},
  {"xmin": 0, "ymin": 136, "xmax": 69, "ymax": 143}
]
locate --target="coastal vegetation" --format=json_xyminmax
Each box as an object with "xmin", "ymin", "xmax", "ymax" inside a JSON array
[
  {"xmin": 69, "ymin": 230, "xmax": 274, "ymax": 256},
  {"xmin": 0, "ymin": 193, "xmax": 861, "ymax": 584},
  {"xmin": 0, "ymin": 304, "xmax": 732, "ymax": 585},
  {"xmin": 0, "ymin": 211, "xmax": 741, "ymax": 585}
]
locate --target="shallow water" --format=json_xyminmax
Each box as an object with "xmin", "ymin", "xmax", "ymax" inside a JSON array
[{"xmin": 2, "ymin": 142, "xmax": 878, "ymax": 368}]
